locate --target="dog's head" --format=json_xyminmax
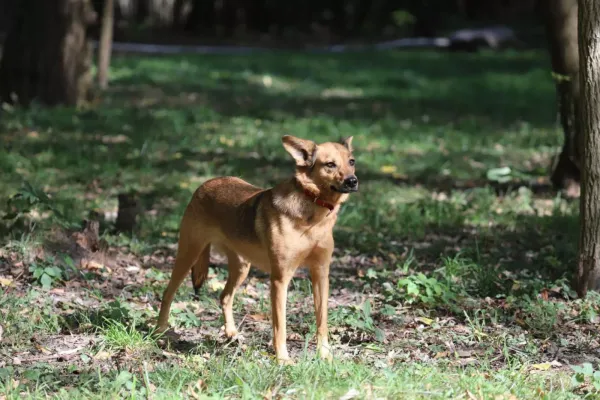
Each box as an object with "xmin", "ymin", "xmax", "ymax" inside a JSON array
[{"xmin": 282, "ymin": 135, "xmax": 358, "ymax": 196}]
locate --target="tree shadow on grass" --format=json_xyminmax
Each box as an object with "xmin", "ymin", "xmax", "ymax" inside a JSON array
[{"xmin": 110, "ymin": 49, "xmax": 555, "ymax": 129}]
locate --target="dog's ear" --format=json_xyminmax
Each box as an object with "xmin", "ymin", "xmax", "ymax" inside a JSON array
[
  {"xmin": 341, "ymin": 136, "xmax": 353, "ymax": 152},
  {"xmin": 282, "ymin": 135, "xmax": 317, "ymax": 167}
]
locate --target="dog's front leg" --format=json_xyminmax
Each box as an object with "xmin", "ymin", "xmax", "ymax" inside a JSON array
[
  {"xmin": 270, "ymin": 271, "xmax": 293, "ymax": 364},
  {"xmin": 308, "ymin": 246, "xmax": 333, "ymax": 361}
]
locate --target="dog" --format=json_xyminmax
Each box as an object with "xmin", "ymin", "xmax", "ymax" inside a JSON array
[{"xmin": 156, "ymin": 135, "xmax": 358, "ymax": 364}]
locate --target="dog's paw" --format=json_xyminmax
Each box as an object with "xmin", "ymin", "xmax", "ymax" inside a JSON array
[
  {"xmin": 317, "ymin": 343, "xmax": 333, "ymax": 362},
  {"xmin": 276, "ymin": 356, "xmax": 295, "ymax": 366},
  {"xmin": 224, "ymin": 327, "xmax": 239, "ymax": 339},
  {"xmin": 318, "ymin": 348, "xmax": 333, "ymax": 363},
  {"xmin": 153, "ymin": 325, "xmax": 173, "ymax": 338},
  {"xmin": 154, "ymin": 327, "xmax": 181, "ymax": 345}
]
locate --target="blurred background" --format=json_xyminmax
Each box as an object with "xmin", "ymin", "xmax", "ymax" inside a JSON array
[{"xmin": 0, "ymin": 0, "xmax": 540, "ymax": 46}]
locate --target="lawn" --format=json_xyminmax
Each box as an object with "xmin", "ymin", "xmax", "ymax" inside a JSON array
[{"xmin": 0, "ymin": 48, "xmax": 599, "ymax": 399}]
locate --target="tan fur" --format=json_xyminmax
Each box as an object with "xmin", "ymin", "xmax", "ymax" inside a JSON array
[{"xmin": 156, "ymin": 135, "xmax": 358, "ymax": 363}]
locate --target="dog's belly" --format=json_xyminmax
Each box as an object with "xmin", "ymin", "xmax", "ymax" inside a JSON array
[{"xmin": 213, "ymin": 238, "xmax": 272, "ymax": 273}]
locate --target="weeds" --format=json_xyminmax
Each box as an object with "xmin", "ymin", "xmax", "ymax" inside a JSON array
[{"xmin": 0, "ymin": 50, "xmax": 595, "ymax": 398}]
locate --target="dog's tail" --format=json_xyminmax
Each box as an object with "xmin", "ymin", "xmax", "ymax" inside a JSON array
[{"xmin": 190, "ymin": 244, "xmax": 210, "ymax": 297}]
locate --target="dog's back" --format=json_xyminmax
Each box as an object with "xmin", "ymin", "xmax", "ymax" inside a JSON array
[{"xmin": 183, "ymin": 177, "xmax": 271, "ymax": 267}]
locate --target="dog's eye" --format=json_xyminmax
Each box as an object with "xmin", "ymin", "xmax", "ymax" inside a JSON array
[
  {"xmin": 349, "ymin": 159, "xmax": 355, "ymax": 166},
  {"xmin": 325, "ymin": 162, "xmax": 337, "ymax": 168}
]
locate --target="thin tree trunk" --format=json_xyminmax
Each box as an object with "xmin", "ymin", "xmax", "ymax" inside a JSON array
[
  {"xmin": 0, "ymin": 0, "xmax": 96, "ymax": 107},
  {"xmin": 577, "ymin": 0, "xmax": 600, "ymax": 297},
  {"xmin": 540, "ymin": 0, "xmax": 581, "ymax": 196},
  {"xmin": 97, "ymin": 0, "xmax": 114, "ymax": 90}
]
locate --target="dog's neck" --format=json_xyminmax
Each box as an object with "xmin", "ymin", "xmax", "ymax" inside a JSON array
[{"xmin": 271, "ymin": 174, "xmax": 347, "ymax": 223}]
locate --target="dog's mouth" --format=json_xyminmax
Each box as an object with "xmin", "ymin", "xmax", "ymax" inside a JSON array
[{"xmin": 331, "ymin": 185, "xmax": 359, "ymax": 194}]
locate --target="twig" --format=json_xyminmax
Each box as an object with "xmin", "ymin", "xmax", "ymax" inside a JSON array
[{"xmin": 19, "ymin": 346, "xmax": 86, "ymax": 363}]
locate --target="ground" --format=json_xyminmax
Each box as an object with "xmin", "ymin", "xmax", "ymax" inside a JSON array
[{"xmin": 0, "ymin": 49, "xmax": 599, "ymax": 399}]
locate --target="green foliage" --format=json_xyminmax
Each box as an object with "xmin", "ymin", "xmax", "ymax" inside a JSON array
[
  {"xmin": 28, "ymin": 259, "xmax": 66, "ymax": 289},
  {"xmin": 571, "ymin": 363, "xmax": 600, "ymax": 393},
  {"xmin": 522, "ymin": 300, "xmax": 562, "ymax": 338},
  {"xmin": 397, "ymin": 273, "xmax": 459, "ymax": 306},
  {"xmin": 329, "ymin": 300, "xmax": 385, "ymax": 342},
  {"xmin": 3, "ymin": 181, "xmax": 73, "ymax": 231},
  {"xmin": 391, "ymin": 10, "xmax": 416, "ymax": 29},
  {"xmin": 171, "ymin": 305, "xmax": 202, "ymax": 328},
  {"xmin": 99, "ymin": 318, "xmax": 156, "ymax": 351}
]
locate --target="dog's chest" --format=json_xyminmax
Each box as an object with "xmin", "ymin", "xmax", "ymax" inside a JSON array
[{"xmin": 282, "ymin": 219, "xmax": 332, "ymax": 254}]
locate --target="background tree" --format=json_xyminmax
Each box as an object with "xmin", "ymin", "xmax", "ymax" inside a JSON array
[
  {"xmin": 0, "ymin": 0, "xmax": 96, "ymax": 107},
  {"xmin": 97, "ymin": 0, "xmax": 114, "ymax": 89},
  {"xmin": 539, "ymin": 0, "xmax": 581, "ymax": 196},
  {"xmin": 577, "ymin": 0, "xmax": 600, "ymax": 296}
]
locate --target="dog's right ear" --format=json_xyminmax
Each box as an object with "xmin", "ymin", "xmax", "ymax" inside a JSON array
[{"xmin": 282, "ymin": 135, "xmax": 317, "ymax": 167}]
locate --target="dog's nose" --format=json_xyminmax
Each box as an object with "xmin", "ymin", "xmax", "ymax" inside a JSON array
[{"xmin": 344, "ymin": 176, "xmax": 358, "ymax": 188}]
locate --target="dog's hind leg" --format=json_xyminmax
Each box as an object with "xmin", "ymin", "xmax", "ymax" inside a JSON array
[
  {"xmin": 220, "ymin": 250, "xmax": 251, "ymax": 338},
  {"xmin": 157, "ymin": 212, "xmax": 207, "ymax": 334},
  {"xmin": 190, "ymin": 246, "xmax": 211, "ymax": 297}
]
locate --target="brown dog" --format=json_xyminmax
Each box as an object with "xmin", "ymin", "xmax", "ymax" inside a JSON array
[{"xmin": 156, "ymin": 135, "xmax": 358, "ymax": 363}]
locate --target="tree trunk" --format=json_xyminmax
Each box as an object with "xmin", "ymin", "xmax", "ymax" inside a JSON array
[
  {"xmin": 0, "ymin": 0, "xmax": 96, "ymax": 107},
  {"xmin": 577, "ymin": 0, "xmax": 600, "ymax": 296},
  {"xmin": 184, "ymin": 0, "xmax": 215, "ymax": 33},
  {"xmin": 97, "ymin": 0, "xmax": 114, "ymax": 90},
  {"xmin": 540, "ymin": 0, "xmax": 581, "ymax": 195}
]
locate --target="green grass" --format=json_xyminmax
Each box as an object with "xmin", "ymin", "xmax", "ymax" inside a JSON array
[{"xmin": 0, "ymin": 49, "xmax": 599, "ymax": 398}]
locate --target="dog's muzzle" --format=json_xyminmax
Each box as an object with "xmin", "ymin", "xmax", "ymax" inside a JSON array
[{"xmin": 333, "ymin": 175, "xmax": 359, "ymax": 193}]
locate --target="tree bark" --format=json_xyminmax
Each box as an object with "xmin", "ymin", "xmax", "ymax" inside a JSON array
[
  {"xmin": 540, "ymin": 0, "xmax": 581, "ymax": 195},
  {"xmin": 97, "ymin": 0, "xmax": 114, "ymax": 90},
  {"xmin": 0, "ymin": 0, "xmax": 96, "ymax": 107},
  {"xmin": 577, "ymin": 0, "xmax": 600, "ymax": 297}
]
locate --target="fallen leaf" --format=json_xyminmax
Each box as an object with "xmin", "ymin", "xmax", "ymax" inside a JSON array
[
  {"xmin": 466, "ymin": 390, "xmax": 478, "ymax": 400},
  {"xmin": 531, "ymin": 363, "xmax": 551, "ymax": 371},
  {"xmin": 208, "ymin": 279, "xmax": 225, "ymax": 292},
  {"xmin": 415, "ymin": 317, "xmax": 433, "ymax": 326},
  {"xmin": 82, "ymin": 260, "xmax": 110, "ymax": 272},
  {"xmin": 339, "ymin": 388, "xmax": 360, "ymax": 400},
  {"xmin": 531, "ymin": 360, "xmax": 562, "ymax": 371},
  {"xmin": 126, "ymin": 265, "xmax": 140, "ymax": 273},
  {"xmin": 456, "ymin": 349, "xmax": 474, "ymax": 358},
  {"xmin": 34, "ymin": 343, "xmax": 52, "ymax": 354},
  {"xmin": 93, "ymin": 350, "xmax": 112, "ymax": 360},
  {"xmin": 249, "ymin": 313, "xmax": 269, "ymax": 322},
  {"xmin": 0, "ymin": 277, "xmax": 13, "ymax": 287},
  {"xmin": 380, "ymin": 165, "xmax": 397, "ymax": 174}
]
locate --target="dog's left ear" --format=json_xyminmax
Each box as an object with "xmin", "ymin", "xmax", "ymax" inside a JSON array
[
  {"xmin": 341, "ymin": 136, "xmax": 353, "ymax": 152},
  {"xmin": 282, "ymin": 135, "xmax": 318, "ymax": 167}
]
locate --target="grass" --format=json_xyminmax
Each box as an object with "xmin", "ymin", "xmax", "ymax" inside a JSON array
[{"xmin": 0, "ymin": 48, "xmax": 599, "ymax": 398}]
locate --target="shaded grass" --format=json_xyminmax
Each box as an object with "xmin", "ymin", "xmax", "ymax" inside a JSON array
[{"xmin": 1, "ymin": 49, "xmax": 598, "ymax": 398}]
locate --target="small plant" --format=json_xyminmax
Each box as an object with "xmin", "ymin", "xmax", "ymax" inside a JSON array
[
  {"xmin": 172, "ymin": 305, "xmax": 202, "ymax": 328},
  {"xmin": 3, "ymin": 181, "xmax": 71, "ymax": 228},
  {"xmin": 99, "ymin": 318, "xmax": 155, "ymax": 351},
  {"xmin": 522, "ymin": 300, "xmax": 561, "ymax": 338},
  {"xmin": 329, "ymin": 300, "xmax": 385, "ymax": 342},
  {"xmin": 29, "ymin": 260, "xmax": 65, "ymax": 289},
  {"xmin": 571, "ymin": 363, "xmax": 600, "ymax": 392},
  {"xmin": 397, "ymin": 273, "xmax": 458, "ymax": 306}
]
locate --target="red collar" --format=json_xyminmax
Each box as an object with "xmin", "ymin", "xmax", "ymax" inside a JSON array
[{"xmin": 303, "ymin": 189, "xmax": 335, "ymax": 211}]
